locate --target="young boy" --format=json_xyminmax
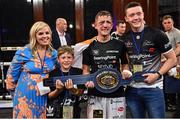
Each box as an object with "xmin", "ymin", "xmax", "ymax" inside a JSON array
[{"xmin": 46, "ymin": 45, "xmax": 85, "ymax": 118}]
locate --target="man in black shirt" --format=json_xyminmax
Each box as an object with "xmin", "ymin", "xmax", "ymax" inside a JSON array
[
  {"xmin": 123, "ymin": 2, "xmax": 177, "ymax": 118},
  {"xmin": 83, "ymin": 10, "xmax": 132, "ymax": 118}
]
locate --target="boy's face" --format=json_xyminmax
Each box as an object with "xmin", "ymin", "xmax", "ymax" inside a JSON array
[{"xmin": 58, "ymin": 52, "xmax": 74, "ymax": 70}]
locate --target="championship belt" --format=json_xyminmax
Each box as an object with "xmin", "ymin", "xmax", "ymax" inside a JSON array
[{"xmin": 43, "ymin": 68, "xmax": 132, "ymax": 93}]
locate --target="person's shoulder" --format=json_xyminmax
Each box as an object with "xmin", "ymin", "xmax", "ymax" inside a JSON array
[
  {"xmin": 111, "ymin": 37, "xmax": 124, "ymax": 44},
  {"xmin": 124, "ymin": 30, "xmax": 131, "ymax": 37},
  {"xmin": 22, "ymin": 44, "xmax": 31, "ymax": 50},
  {"xmin": 87, "ymin": 36, "xmax": 97, "ymax": 42},
  {"xmin": 16, "ymin": 44, "xmax": 31, "ymax": 54},
  {"xmin": 49, "ymin": 65, "xmax": 60, "ymax": 76},
  {"xmin": 51, "ymin": 29, "xmax": 58, "ymax": 37},
  {"xmin": 111, "ymin": 31, "xmax": 116, "ymax": 36},
  {"xmin": 71, "ymin": 67, "xmax": 82, "ymax": 71},
  {"xmin": 174, "ymin": 27, "xmax": 180, "ymax": 31},
  {"xmin": 65, "ymin": 32, "xmax": 71, "ymax": 36},
  {"xmin": 50, "ymin": 49, "xmax": 58, "ymax": 58},
  {"xmin": 86, "ymin": 39, "xmax": 97, "ymax": 47},
  {"xmin": 173, "ymin": 27, "xmax": 180, "ymax": 34},
  {"xmin": 14, "ymin": 44, "xmax": 33, "ymax": 59},
  {"xmin": 145, "ymin": 26, "xmax": 166, "ymax": 37},
  {"xmin": 145, "ymin": 26, "xmax": 169, "ymax": 43},
  {"xmin": 145, "ymin": 26, "xmax": 161, "ymax": 33},
  {"xmin": 71, "ymin": 67, "xmax": 83, "ymax": 74},
  {"xmin": 51, "ymin": 49, "xmax": 57, "ymax": 54},
  {"xmin": 52, "ymin": 29, "xmax": 57, "ymax": 33}
]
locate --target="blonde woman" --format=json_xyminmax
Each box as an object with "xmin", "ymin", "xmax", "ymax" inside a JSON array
[{"xmin": 6, "ymin": 21, "xmax": 63, "ymax": 118}]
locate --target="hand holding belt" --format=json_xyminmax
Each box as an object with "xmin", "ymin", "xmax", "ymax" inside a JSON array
[
  {"xmin": 132, "ymin": 71, "xmax": 159, "ymax": 82},
  {"xmin": 43, "ymin": 68, "xmax": 132, "ymax": 93}
]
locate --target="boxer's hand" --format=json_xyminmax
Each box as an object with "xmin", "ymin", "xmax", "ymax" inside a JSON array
[
  {"xmin": 122, "ymin": 70, "xmax": 132, "ymax": 79},
  {"xmin": 85, "ymin": 81, "xmax": 94, "ymax": 88}
]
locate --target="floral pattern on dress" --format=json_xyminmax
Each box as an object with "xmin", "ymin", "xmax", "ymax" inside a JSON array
[{"xmin": 6, "ymin": 45, "xmax": 57, "ymax": 118}]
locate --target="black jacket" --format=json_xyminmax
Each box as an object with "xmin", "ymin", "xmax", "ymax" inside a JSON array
[{"xmin": 52, "ymin": 29, "xmax": 74, "ymax": 50}]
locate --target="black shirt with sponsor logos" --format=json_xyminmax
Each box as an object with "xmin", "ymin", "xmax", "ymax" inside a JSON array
[
  {"xmin": 123, "ymin": 26, "xmax": 172, "ymax": 74},
  {"xmin": 83, "ymin": 38, "xmax": 128, "ymax": 97}
]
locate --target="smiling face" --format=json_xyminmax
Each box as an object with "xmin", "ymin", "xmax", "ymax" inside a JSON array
[
  {"xmin": 58, "ymin": 52, "xmax": 74, "ymax": 71},
  {"xmin": 36, "ymin": 27, "xmax": 51, "ymax": 47},
  {"xmin": 29, "ymin": 22, "xmax": 52, "ymax": 50},
  {"xmin": 125, "ymin": 6, "xmax": 144, "ymax": 32}
]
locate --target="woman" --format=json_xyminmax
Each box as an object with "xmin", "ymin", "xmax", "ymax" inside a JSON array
[{"xmin": 6, "ymin": 21, "xmax": 63, "ymax": 118}]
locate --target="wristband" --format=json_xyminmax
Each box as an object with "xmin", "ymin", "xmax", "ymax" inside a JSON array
[{"xmin": 156, "ymin": 71, "xmax": 162, "ymax": 78}]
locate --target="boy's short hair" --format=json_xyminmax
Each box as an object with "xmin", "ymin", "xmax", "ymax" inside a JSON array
[
  {"xmin": 162, "ymin": 15, "xmax": 173, "ymax": 21},
  {"xmin": 57, "ymin": 45, "xmax": 74, "ymax": 57}
]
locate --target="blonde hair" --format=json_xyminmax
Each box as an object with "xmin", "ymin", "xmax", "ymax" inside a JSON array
[
  {"xmin": 29, "ymin": 21, "xmax": 53, "ymax": 54},
  {"xmin": 57, "ymin": 45, "xmax": 74, "ymax": 57}
]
